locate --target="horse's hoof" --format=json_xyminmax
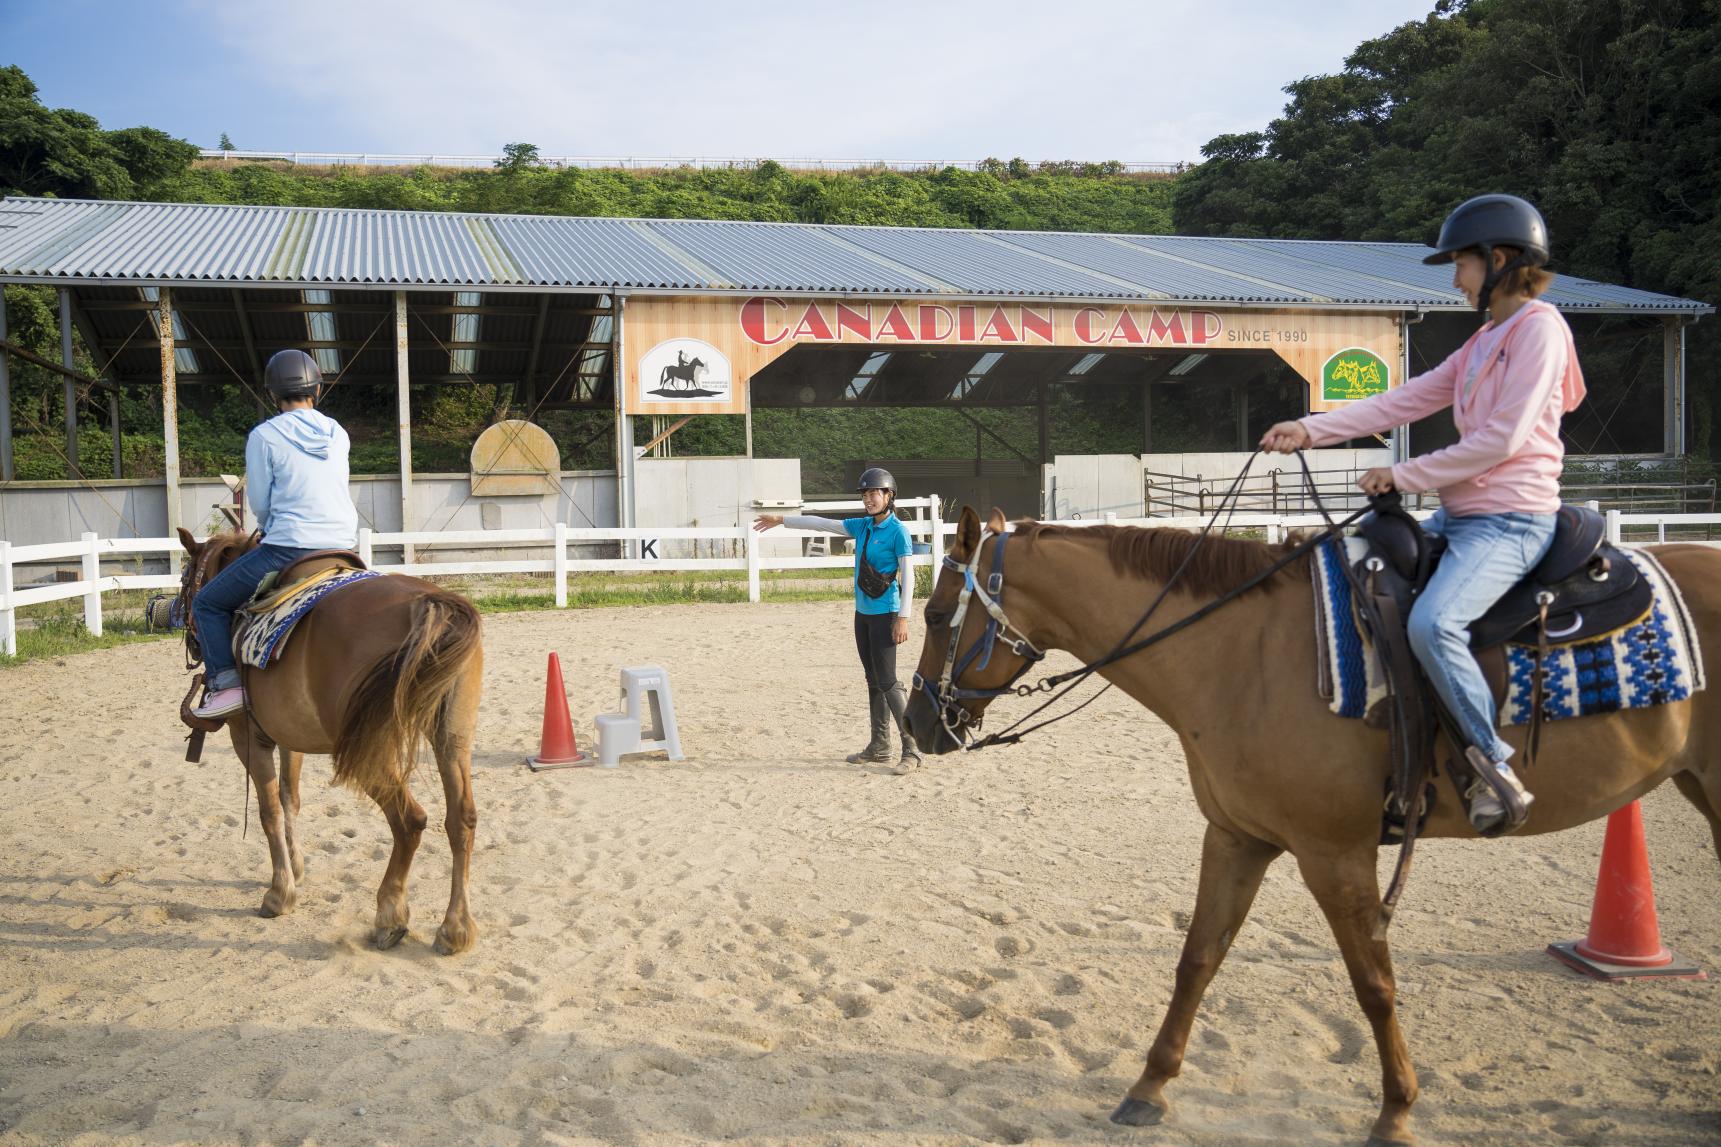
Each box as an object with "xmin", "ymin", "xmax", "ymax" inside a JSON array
[
  {"xmin": 434, "ymin": 922, "xmax": 477, "ymax": 955},
  {"xmin": 259, "ymin": 890, "xmax": 296, "ymax": 918},
  {"xmin": 373, "ymin": 925, "xmax": 408, "ymax": 950},
  {"xmin": 1110, "ymin": 1097, "xmax": 1168, "ymax": 1127}
]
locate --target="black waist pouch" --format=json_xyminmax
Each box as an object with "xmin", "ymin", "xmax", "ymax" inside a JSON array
[{"xmin": 856, "ymin": 526, "xmax": 894, "ymax": 599}]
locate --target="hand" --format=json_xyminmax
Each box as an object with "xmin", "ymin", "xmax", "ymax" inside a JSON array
[
  {"xmin": 1259, "ymin": 420, "xmax": 1311, "ymax": 454},
  {"xmin": 752, "ymin": 514, "xmax": 783, "ymax": 532},
  {"xmin": 1358, "ymin": 467, "xmax": 1397, "ymax": 496},
  {"xmin": 892, "ymin": 617, "xmax": 909, "ymax": 645}
]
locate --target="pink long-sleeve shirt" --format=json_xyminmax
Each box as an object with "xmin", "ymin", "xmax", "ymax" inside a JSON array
[{"xmin": 1300, "ymin": 300, "xmax": 1586, "ymax": 515}]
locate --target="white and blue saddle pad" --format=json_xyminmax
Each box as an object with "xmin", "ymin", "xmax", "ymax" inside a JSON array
[
  {"xmin": 1312, "ymin": 536, "xmax": 1704, "ymax": 726},
  {"xmin": 236, "ymin": 569, "xmax": 383, "ymax": 670}
]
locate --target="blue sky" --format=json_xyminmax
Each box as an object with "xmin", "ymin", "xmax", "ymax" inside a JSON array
[{"xmin": 5, "ymin": 0, "xmax": 1439, "ymax": 163}]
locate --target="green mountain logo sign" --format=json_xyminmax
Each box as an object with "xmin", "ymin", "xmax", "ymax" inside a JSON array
[{"xmin": 1322, "ymin": 347, "xmax": 1390, "ymax": 402}]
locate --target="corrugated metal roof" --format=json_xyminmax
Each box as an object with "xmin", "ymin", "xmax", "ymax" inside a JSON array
[{"xmin": 0, "ymin": 197, "xmax": 1709, "ymax": 314}]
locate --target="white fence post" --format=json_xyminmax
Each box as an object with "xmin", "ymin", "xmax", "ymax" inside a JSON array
[
  {"xmin": 81, "ymin": 532, "xmax": 103, "ymax": 637},
  {"xmin": 931, "ymin": 495, "xmax": 945, "ymax": 557},
  {"xmin": 1605, "ymin": 509, "xmax": 1621, "ymax": 546},
  {"xmin": 357, "ymin": 527, "xmax": 373, "ymax": 568},
  {"xmin": 554, "ymin": 522, "xmax": 569, "ymax": 608},
  {"xmin": 0, "ymin": 540, "xmax": 14, "ymax": 657},
  {"xmin": 746, "ymin": 525, "xmax": 761, "ymax": 603}
]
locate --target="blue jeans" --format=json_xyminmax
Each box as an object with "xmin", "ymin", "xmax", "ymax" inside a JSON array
[
  {"xmin": 1406, "ymin": 509, "xmax": 1557, "ymax": 762},
  {"xmin": 194, "ymin": 543, "xmax": 319, "ymax": 691}
]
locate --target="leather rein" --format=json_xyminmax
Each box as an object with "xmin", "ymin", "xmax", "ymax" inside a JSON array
[{"xmin": 913, "ymin": 453, "xmax": 1370, "ymax": 752}]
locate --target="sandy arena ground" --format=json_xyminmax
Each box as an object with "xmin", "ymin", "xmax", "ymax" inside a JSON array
[{"xmin": 1, "ymin": 601, "xmax": 1717, "ymax": 1146}]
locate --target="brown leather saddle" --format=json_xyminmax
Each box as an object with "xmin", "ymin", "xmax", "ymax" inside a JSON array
[
  {"xmin": 178, "ymin": 548, "xmax": 369, "ymax": 759},
  {"xmin": 1354, "ymin": 496, "xmax": 1649, "ymax": 843}
]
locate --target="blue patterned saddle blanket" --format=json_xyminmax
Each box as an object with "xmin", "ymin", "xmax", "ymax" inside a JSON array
[
  {"xmin": 1312, "ymin": 537, "xmax": 1705, "ymax": 726},
  {"xmin": 236, "ymin": 568, "xmax": 383, "ymax": 669}
]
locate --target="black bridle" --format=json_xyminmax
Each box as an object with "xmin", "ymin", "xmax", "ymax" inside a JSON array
[{"xmin": 914, "ymin": 452, "xmax": 1372, "ymax": 751}]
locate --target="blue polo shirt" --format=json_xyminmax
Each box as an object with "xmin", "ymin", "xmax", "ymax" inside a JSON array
[{"xmin": 844, "ymin": 513, "xmax": 912, "ymax": 616}]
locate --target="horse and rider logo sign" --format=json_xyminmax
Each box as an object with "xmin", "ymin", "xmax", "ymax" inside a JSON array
[
  {"xmin": 638, "ymin": 338, "xmax": 732, "ymax": 406},
  {"xmin": 1322, "ymin": 347, "xmax": 1390, "ymax": 402}
]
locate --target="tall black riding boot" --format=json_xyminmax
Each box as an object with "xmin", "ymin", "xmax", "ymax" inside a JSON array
[
  {"xmin": 845, "ymin": 691, "xmax": 892, "ymax": 764},
  {"xmin": 883, "ymin": 684, "xmax": 922, "ymax": 775}
]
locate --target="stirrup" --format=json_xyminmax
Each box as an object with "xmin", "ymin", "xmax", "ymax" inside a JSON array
[{"xmin": 1463, "ymin": 746, "xmax": 1533, "ymax": 836}]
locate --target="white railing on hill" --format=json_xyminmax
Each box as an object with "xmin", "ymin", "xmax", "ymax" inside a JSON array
[
  {"xmin": 197, "ymin": 150, "xmax": 1186, "ymax": 174},
  {"xmin": 6, "ymin": 503, "xmax": 1719, "ymax": 658}
]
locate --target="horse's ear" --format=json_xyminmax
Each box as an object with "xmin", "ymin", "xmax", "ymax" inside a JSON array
[
  {"xmin": 986, "ymin": 507, "xmax": 1007, "ymax": 535},
  {"xmin": 954, "ymin": 506, "xmax": 981, "ymax": 560},
  {"xmin": 176, "ymin": 527, "xmax": 201, "ymax": 555}
]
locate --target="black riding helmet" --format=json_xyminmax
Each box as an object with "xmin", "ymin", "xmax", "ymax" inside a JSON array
[
  {"xmin": 857, "ymin": 466, "xmax": 897, "ymax": 516},
  {"xmin": 1423, "ymin": 194, "xmax": 1550, "ymax": 315},
  {"xmin": 264, "ymin": 348, "xmax": 323, "ymax": 401}
]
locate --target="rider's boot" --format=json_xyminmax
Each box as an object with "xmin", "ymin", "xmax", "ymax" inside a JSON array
[
  {"xmin": 845, "ymin": 691, "xmax": 892, "ymax": 764},
  {"xmin": 1463, "ymin": 746, "xmax": 1534, "ymax": 836},
  {"xmin": 883, "ymin": 684, "xmax": 922, "ymax": 775}
]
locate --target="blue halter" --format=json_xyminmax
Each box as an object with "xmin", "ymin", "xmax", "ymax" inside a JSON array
[{"xmin": 911, "ymin": 527, "xmax": 1045, "ymax": 746}]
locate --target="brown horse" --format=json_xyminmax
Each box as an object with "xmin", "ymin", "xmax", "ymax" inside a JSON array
[
  {"xmin": 174, "ymin": 529, "xmax": 485, "ymax": 954},
  {"xmin": 906, "ymin": 506, "xmax": 1721, "ymax": 1146}
]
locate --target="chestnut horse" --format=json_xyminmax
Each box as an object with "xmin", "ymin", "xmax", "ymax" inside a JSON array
[
  {"xmin": 174, "ymin": 529, "xmax": 484, "ymax": 954},
  {"xmin": 907, "ymin": 507, "xmax": 1720, "ymax": 1146}
]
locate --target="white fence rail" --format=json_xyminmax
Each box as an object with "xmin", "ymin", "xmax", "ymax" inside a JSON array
[
  {"xmin": 0, "ymin": 498, "xmax": 947, "ymax": 657},
  {"xmin": 7, "ymin": 502, "xmax": 1719, "ymax": 658}
]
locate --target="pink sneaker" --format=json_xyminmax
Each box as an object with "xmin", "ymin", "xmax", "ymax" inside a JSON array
[{"xmin": 192, "ymin": 686, "xmax": 247, "ymax": 720}]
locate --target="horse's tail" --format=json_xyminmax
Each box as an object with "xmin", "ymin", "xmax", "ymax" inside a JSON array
[{"xmin": 332, "ymin": 588, "xmax": 482, "ymax": 796}]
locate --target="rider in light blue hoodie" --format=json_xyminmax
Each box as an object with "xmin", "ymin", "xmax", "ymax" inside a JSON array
[{"xmin": 192, "ymin": 349, "xmax": 358, "ymax": 719}]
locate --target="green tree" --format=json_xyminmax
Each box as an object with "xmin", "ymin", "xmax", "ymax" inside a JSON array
[
  {"xmin": 1173, "ymin": 0, "xmax": 1721, "ymax": 455},
  {"xmin": 218, "ymin": 132, "xmax": 236, "ymax": 151},
  {"xmin": 495, "ymin": 142, "xmax": 544, "ymax": 172},
  {"xmin": 0, "ymin": 66, "xmax": 197, "ymax": 199}
]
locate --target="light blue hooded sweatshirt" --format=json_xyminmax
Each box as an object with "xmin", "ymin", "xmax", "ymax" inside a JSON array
[{"xmin": 244, "ymin": 409, "xmax": 358, "ymax": 549}]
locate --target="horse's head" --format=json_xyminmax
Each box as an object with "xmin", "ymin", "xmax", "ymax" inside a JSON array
[
  {"xmin": 906, "ymin": 505, "xmax": 1047, "ymax": 755},
  {"xmin": 151, "ymin": 528, "xmax": 260, "ymax": 645},
  {"xmin": 690, "ymin": 357, "xmax": 706, "ymax": 370}
]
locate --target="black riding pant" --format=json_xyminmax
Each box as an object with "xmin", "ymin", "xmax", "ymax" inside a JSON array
[{"xmin": 853, "ymin": 611, "xmax": 899, "ymax": 694}]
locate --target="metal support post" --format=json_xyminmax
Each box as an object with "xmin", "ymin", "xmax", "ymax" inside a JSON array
[
  {"xmin": 1664, "ymin": 318, "xmax": 1686, "ymax": 456},
  {"xmin": 1141, "ymin": 377, "xmax": 1154, "ymax": 456},
  {"xmin": 110, "ymin": 391, "xmax": 122, "ymax": 478},
  {"xmin": 159, "ymin": 288, "xmax": 182, "ymax": 574},
  {"xmin": 60, "ymin": 289, "xmax": 78, "ymax": 475},
  {"xmin": 0, "ymin": 290, "xmax": 12, "ymax": 482},
  {"xmin": 395, "ymin": 292, "xmax": 415, "ymax": 563}
]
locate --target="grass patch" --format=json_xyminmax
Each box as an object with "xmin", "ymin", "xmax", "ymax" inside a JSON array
[
  {"xmin": 0, "ymin": 578, "xmax": 857, "ymax": 668},
  {"xmin": 471, "ymin": 579, "xmax": 852, "ymax": 612},
  {"xmin": 0, "ymin": 614, "xmax": 172, "ymax": 668}
]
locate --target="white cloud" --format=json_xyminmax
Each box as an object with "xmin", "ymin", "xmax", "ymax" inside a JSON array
[{"xmin": 195, "ymin": 0, "xmax": 1437, "ymax": 161}]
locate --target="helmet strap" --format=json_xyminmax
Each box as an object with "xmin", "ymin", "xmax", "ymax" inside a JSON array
[{"xmin": 1476, "ymin": 245, "xmax": 1533, "ymax": 317}]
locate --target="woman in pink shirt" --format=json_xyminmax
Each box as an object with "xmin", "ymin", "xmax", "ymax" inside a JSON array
[{"xmin": 1261, "ymin": 194, "xmax": 1587, "ymax": 835}]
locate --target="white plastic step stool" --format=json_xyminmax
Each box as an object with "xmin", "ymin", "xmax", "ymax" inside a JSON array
[{"xmin": 595, "ymin": 665, "xmax": 683, "ymax": 767}]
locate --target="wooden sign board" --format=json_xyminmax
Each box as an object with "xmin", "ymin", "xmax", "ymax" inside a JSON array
[
  {"xmin": 624, "ymin": 296, "xmax": 1403, "ymax": 414},
  {"xmin": 470, "ymin": 419, "xmax": 561, "ymax": 497}
]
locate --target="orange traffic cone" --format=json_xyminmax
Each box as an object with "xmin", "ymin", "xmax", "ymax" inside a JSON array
[
  {"xmin": 1547, "ymin": 801, "xmax": 1704, "ymax": 980},
  {"xmin": 527, "ymin": 653, "xmax": 590, "ymax": 771}
]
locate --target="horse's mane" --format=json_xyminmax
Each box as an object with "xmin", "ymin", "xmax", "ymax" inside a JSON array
[
  {"xmin": 200, "ymin": 531, "xmax": 258, "ymax": 573},
  {"xmin": 1010, "ymin": 521, "xmax": 1312, "ymax": 599}
]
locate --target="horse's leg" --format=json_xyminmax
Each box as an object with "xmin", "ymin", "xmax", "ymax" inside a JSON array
[
  {"xmin": 430, "ymin": 664, "xmax": 481, "ymax": 955},
  {"xmin": 1672, "ymin": 771, "xmax": 1721, "ymax": 864},
  {"xmin": 1297, "ymin": 850, "xmax": 1418, "ymax": 1147},
  {"xmin": 279, "ymin": 748, "xmax": 306, "ymax": 881},
  {"xmin": 362, "ymin": 778, "xmax": 427, "ymax": 950},
  {"xmin": 229, "ymin": 722, "xmax": 297, "ymax": 917},
  {"xmin": 1113, "ymin": 824, "xmax": 1282, "ymax": 1127}
]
